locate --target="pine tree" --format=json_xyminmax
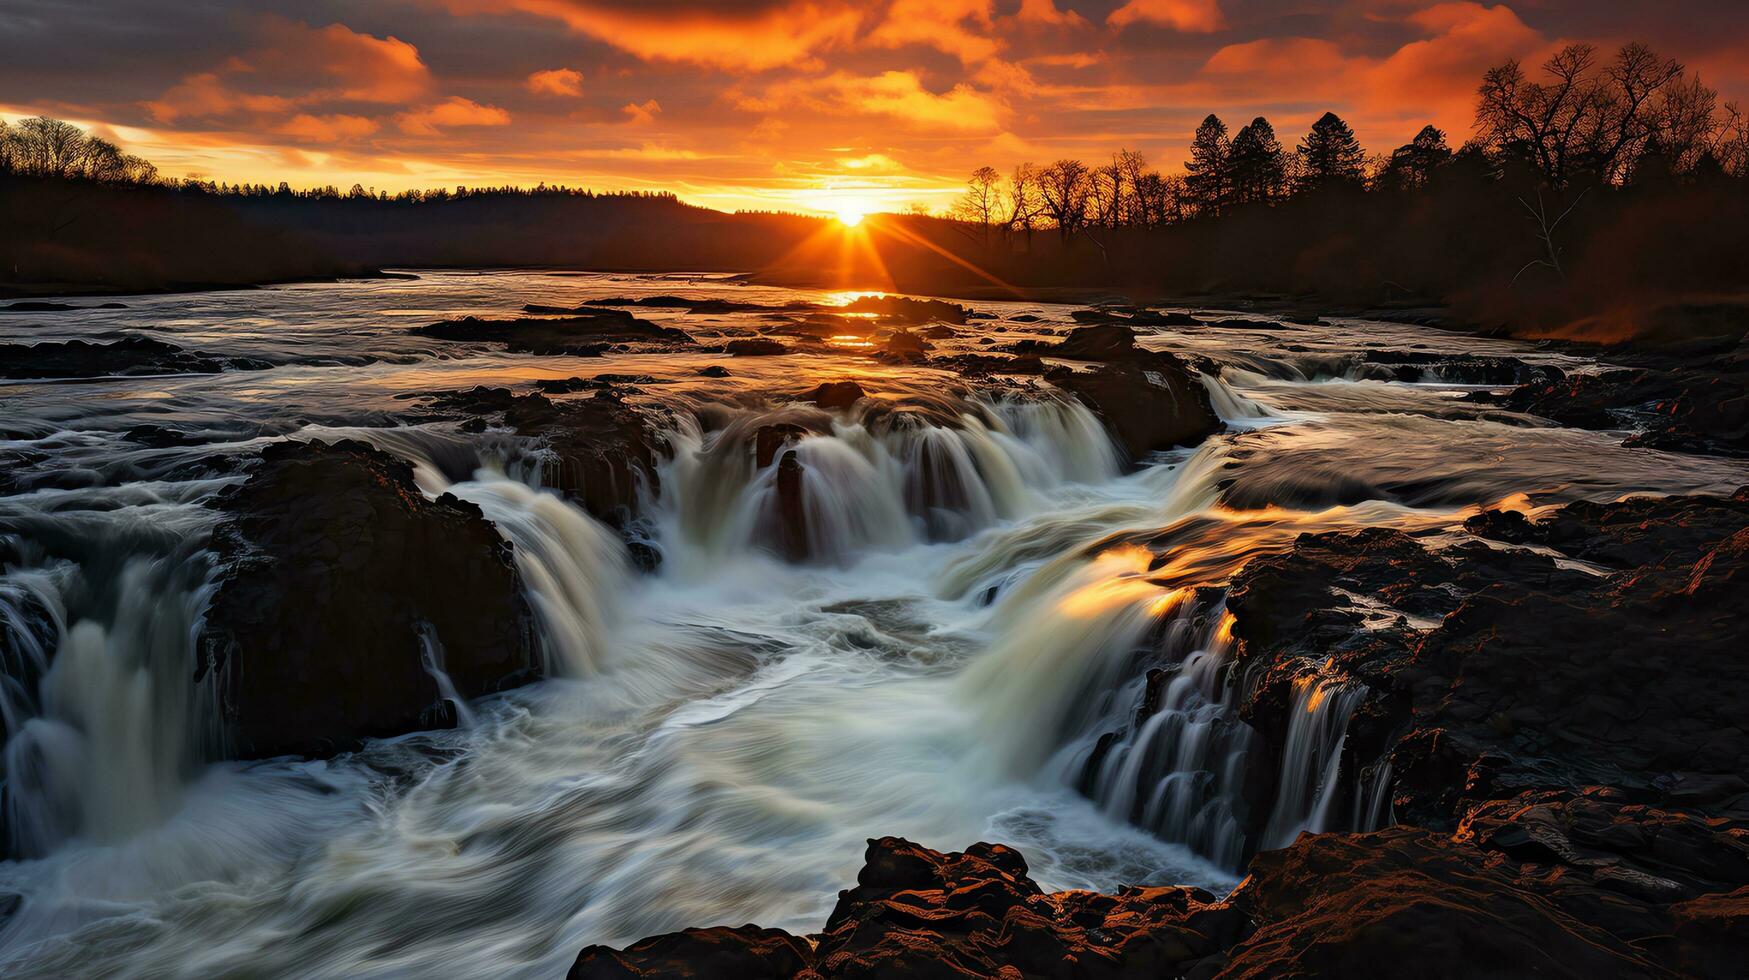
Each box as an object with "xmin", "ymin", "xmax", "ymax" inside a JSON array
[
  {"xmin": 1296, "ymin": 111, "xmax": 1366, "ymax": 192},
  {"xmin": 1380, "ymin": 125, "xmax": 1452, "ymax": 191},
  {"xmin": 1184, "ymin": 114, "xmax": 1232, "ymax": 215},
  {"xmin": 1229, "ymin": 117, "xmax": 1286, "ymax": 206}
]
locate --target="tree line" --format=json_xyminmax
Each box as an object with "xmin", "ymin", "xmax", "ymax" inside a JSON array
[
  {"xmin": 0, "ymin": 116, "xmax": 159, "ymax": 184},
  {"xmin": 950, "ymin": 41, "xmax": 1749, "ymax": 244}
]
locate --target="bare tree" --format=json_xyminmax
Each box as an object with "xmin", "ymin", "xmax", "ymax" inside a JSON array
[
  {"xmin": 949, "ymin": 166, "xmax": 1005, "ymax": 248},
  {"xmin": 1037, "ymin": 158, "xmax": 1091, "ymax": 240},
  {"xmin": 1477, "ymin": 42, "xmax": 1713, "ymax": 185},
  {"xmin": 1004, "ymin": 162, "xmax": 1041, "ymax": 249},
  {"xmin": 1511, "ymin": 188, "xmax": 1589, "ymax": 285}
]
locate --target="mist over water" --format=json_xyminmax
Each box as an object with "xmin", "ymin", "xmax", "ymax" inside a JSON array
[{"xmin": 2, "ymin": 271, "xmax": 1745, "ymax": 977}]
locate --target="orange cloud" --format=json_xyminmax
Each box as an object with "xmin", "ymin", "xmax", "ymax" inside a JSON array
[
  {"xmin": 397, "ymin": 97, "xmax": 511, "ymax": 135},
  {"xmin": 1108, "ymin": 0, "xmax": 1225, "ymax": 33},
  {"xmin": 526, "ymin": 68, "xmax": 585, "ymax": 96},
  {"xmin": 737, "ymin": 71, "xmax": 1006, "ymax": 134},
  {"xmin": 145, "ymin": 20, "xmax": 430, "ymax": 124},
  {"xmin": 867, "ymin": 0, "xmax": 1000, "ymax": 64},
  {"xmin": 275, "ymin": 113, "xmax": 381, "ymax": 142},
  {"xmin": 621, "ymin": 99, "xmax": 662, "ymax": 124},
  {"xmin": 441, "ymin": 0, "xmax": 864, "ymax": 71}
]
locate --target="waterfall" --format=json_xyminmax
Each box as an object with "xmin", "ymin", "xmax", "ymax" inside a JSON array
[
  {"xmin": 418, "ymin": 624, "xmax": 478, "ymax": 729},
  {"xmin": 658, "ymin": 396, "xmax": 1124, "ymax": 567},
  {"xmin": 1260, "ymin": 675, "xmax": 1368, "ymax": 850},
  {"xmin": 2, "ymin": 557, "xmax": 216, "ymax": 858},
  {"xmin": 440, "ymin": 472, "xmax": 629, "ymax": 677}
]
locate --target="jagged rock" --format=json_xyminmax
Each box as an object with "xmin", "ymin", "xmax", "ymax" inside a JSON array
[
  {"xmin": 802, "ymin": 380, "xmax": 866, "ymax": 410},
  {"xmin": 842, "ymin": 295, "xmax": 968, "ymax": 325},
  {"xmin": 0, "ymin": 336, "xmax": 270, "ymax": 379},
  {"xmin": 884, "ymin": 329, "xmax": 930, "ymax": 360},
  {"xmin": 431, "ymin": 387, "xmax": 662, "ymax": 523},
  {"xmin": 414, "ymin": 311, "xmax": 693, "ymax": 355},
  {"xmin": 570, "ymin": 837, "xmax": 1245, "ymax": 979},
  {"xmin": 774, "ymin": 450, "xmax": 808, "ymax": 563},
  {"xmin": 1214, "ymin": 828, "xmax": 1673, "ymax": 979},
  {"xmin": 1362, "ymin": 350, "xmax": 1564, "ymax": 386},
  {"xmin": 1046, "ymin": 359, "xmax": 1221, "ymax": 460},
  {"xmin": 201, "ymin": 439, "xmax": 537, "ymax": 759}
]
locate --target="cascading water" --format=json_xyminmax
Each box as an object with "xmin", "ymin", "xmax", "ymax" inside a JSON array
[
  {"xmin": 441, "ymin": 471, "xmax": 630, "ymax": 676},
  {"xmin": 658, "ymin": 396, "xmax": 1122, "ymax": 567},
  {"xmin": 2, "ymin": 555, "xmax": 217, "ymax": 858},
  {"xmin": 1260, "ymin": 675, "xmax": 1370, "ymax": 850}
]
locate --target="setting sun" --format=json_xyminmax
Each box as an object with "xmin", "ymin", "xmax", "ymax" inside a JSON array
[{"xmin": 835, "ymin": 208, "xmax": 866, "ymax": 227}]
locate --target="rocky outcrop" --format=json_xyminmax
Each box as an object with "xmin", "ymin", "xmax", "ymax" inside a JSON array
[
  {"xmin": 1029, "ymin": 326, "xmax": 1223, "ymax": 459},
  {"xmin": 1361, "ymin": 350, "xmax": 1564, "ymax": 386},
  {"xmin": 725, "ymin": 338, "xmax": 790, "ymax": 356},
  {"xmin": 0, "ymin": 336, "xmax": 271, "ymax": 379},
  {"xmin": 1477, "ymin": 336, "xmax": 1749, "ymax": 456},
  {"xmin": 201, "ymin": 439, "xmax": 538, "ymax": 759},
  {"xmin": 570, "ymin": 836, "xmax": 1245, "ymax": 979},
  {"xmin": 414, "ymin": 310, "xmax": 694, "ymax": 355},
  {"xmin": 431, "ymin": 387, "xmax": 663, "ymax": 524}
]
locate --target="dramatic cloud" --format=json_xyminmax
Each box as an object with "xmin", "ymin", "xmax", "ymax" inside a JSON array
[
  {"xmin": 2, "ymin": 1, "xmax": 1743, "ymax": 213},
  {"xmin": 398, "ymin": 97, "xmax": 512, "ymax": 135},
  {"xmin": 1107, "ymin": 0, "xmax": 1225, "ymax": 33},
  {"xmin": 526, "ymin": 68, "xmax": 585, "ymax": 96}
]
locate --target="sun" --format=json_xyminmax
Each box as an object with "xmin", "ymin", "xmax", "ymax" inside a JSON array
[{"xmin": 835, "ymin": 208, "xmax": 865, "ymax": 227}]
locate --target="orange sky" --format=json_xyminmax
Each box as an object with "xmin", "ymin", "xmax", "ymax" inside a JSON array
[{"xmin": 4, "ymin": 1, "xmax": 1746, "ymax": 215}]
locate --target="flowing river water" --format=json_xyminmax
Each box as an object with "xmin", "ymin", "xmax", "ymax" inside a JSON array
[{"xmin": 1, "ymin": 271, "xmax": 1744, "ymax": 977}]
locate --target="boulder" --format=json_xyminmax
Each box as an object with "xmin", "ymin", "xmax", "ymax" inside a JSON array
[
  {"xmin": 414, "ymin": 311, "xmax": 693, "ymax": 355},
  {"xmin": 802, "ymin": 381, "xmax": 866, "ymax": 411},
  {"xmin": 1045, "ymin": 360, "xmax": 1221, "ymax": 459},
  {"xmin": 725, "ymin": 338, "xmax": 790, "ymax": 356},
  {"xmin": 201, "ymin": 439, "xmax": 538, "ymax": 758}
]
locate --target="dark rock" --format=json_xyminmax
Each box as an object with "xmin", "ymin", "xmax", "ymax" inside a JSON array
[
  {"xmin": 697, "ymin": 365, "xmax": 731, "ymax": 378},
  {"xmin": 724, "ymin": 338, "xmax": 789, "ymax": 356},
  {"xmin": 1363, "ymin": 350, "xmax": 1564, "ymax": 386},
  {"xmin": 1217, "ymin": 828, "xmax": 1672, "ymax": 979},
  {"xmin": 1, "ymin": 301, "xmax": 128, "ymax": 312},
  {"xmin": 842, "ymin": 295, "xmax": 968, "ymax": 325},
  {"xmin": 1045, "ymin": 360, "xmax": 1221, "ymax": 459},
  {"xmin": 884, "ymin": 329, "xmax": 930, "ymax": 361},
  {"xmin": 1205, "ymin": 317, "xmax": 1290, "ymax": 330},
  {"xmin": 570, "ymin": 837, "xmax": 1244, "ymax": 980},
  {"xmin": 121, "ymin": 424, "xmax": 199, "ymax": 448},
  {"xmin": 773, "ymin": 450, "xmax": 808, "ymax": 562},
  {"xmin": 0, "ymin": 336, "xmax": 269, "ymax": 379},
  {"xmin": 569, "ymin": 926, "xmax": 812, "ymax": 979},
  {"xmin": 754, "ymin": 423, "xmax": 808, "ymax": 469},
  {"xmin": 414, "ymin": 311, "xmax": 693, "ymax": 355},
  {"xmin": 431, "ymin": 387, "xmax": 662, "ymax": 523},
  {"xmin": 802, "ymin": 381, "xmax": 866, "ymax": 410},
  {"xmin": 202, "ymin": 439, "xmax": 538, "ymax": 759}
]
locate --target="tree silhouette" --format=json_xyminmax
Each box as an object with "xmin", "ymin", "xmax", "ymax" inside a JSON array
[
  {"xmin": 1297, "ymin": 112, "xmax": 1366, "ymax": 192},
  {"xmin": 1185, "ymin": 114, "xmax": 1232, "ymax": 215},
  {"xmin": 1230, "ymin": 117, "xmax": 1286, "ymax": 206},
  {"xmin": 1380, "ymin": 125, "xmax": 1453, "ymax": 191}
]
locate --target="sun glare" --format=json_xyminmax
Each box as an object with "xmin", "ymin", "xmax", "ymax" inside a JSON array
[{"xmin": 836, "ymin": 208, "xmax": 865, "ymax": 227}]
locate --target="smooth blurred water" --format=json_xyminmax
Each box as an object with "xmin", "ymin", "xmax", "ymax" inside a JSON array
[{"xmin": 1, "ymin": 271, "xmax": 1745, "ymax": 978}]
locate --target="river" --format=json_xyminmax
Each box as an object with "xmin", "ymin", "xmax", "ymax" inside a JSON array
[{"xmin": 1, "ymin": 270, "xmax": 1743, "ymax": 977}]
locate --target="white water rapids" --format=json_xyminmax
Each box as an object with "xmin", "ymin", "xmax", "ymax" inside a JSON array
[{"xmin": 2, "ymin": 271, "xmax": 1745, "ymax": 977}]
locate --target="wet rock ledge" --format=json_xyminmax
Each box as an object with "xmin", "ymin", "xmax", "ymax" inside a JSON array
[{"xmin": 202, "ymin": 439, "xmax": 538, "ymax": 758}]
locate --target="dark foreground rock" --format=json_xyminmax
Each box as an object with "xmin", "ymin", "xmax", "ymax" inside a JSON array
[
  {"xmin": 571, "ymin": 836, "xmax": 1245, "ymax": 980},
  {"xmin": 0, "ymin": 336, "xmax": 271, "ymax": 379},
  {"xmin": 414, "ymin": 310, "xmax": 694, "ymax": 355},
  {"xmin": 574, "ymin": 823, "xmax": 1742, "ymax": 979},
  {"xmin": 202, "ymin": 439, "xmax": 537, "ymax": 758}
]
